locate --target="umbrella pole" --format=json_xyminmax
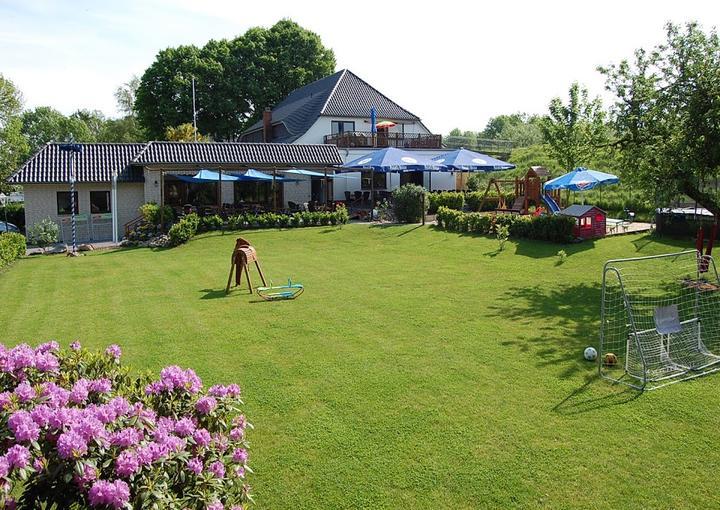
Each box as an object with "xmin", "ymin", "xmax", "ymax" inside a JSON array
[
  {"xmin": 370, "ymin": 171, "xmax": 374, "ymax": 221},
  {"xmin": 272, "ymin": 168, "xmax": 277, "ymax": 212},
  {"xmin": 324, "ymin": 169, "xmax": 329, "ymax": 207},
  {"xmin": 218, "ymin": 168, "xmax": 222, "ymax": 211},
  {"xmin": 160, "ymin": 169, "xmax": 165, "ymax": 227}
]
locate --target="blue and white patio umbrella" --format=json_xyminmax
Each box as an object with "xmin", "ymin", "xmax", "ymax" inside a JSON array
[
  {"xmin": 282, "ymin": 169, "xmax": 358, "ymax": 179},
  {"xmin": 543, "ymin": 167, "xmax": 619, "ymax": 192},
  {"xmin": 342, "ymin": 147, "xmax": 445, "ymax": 172},
  {"xmin": 543, "ymin": 167, "xmax": 619, "ymax": 204},
  {"xmin": 431, "ymin": 148, "xmax": 515, "ymax": 171},
  {"xmin": 342, "ymin": 147, "xmax": 444, "ymax": 219},
  {"xmin": 172, "ymin": 169, "xmax": 242, "ymax": 183}
]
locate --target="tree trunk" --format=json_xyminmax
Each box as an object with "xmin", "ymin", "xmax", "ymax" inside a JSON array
[{"xmin": 679, "ymin": 179, "xmax": 720, "ymax": 219}]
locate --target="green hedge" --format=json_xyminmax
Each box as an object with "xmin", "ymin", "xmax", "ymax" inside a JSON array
[
  {"xmin": 140, "ymin": 202, "xmax": 175, "ymax": 225},
  {"xmin": 428, "ymin": 192, "xmax": 464, "ymax": 214},
  {"xmin": 168, "ymin": 213, "xmax": 200, "ymax": 246},
  {"xmin": 0, "ymin": 233, "xmax": 26, "ymax": 269},
  {"xmin": 392, "ymin": 184, "xmax": 427, "ymax": 223},
  {"xmin": 436, "ymin": 207, "xmax": 576, "ymax": 243},
  {"xmin": 199, "ymin": 214, "xmax": 224, "ymax": 232},
  {"xmin": 226, "ymin": 207, "xmax": 349, "ymax": 230}
]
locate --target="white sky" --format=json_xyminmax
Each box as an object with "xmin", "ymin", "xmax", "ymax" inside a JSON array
[{"xmin": 1, "ymin": 0, "xmax": 719, "ymax": 134}]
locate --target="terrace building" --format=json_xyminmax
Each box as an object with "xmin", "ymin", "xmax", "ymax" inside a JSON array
[
  {"xmin": 239, "ymin": 69, "xmax": 458, "ymax": 197},
  {"xmin": 9, "ymin": 142, "xmax": 342, "ymax": 243}
]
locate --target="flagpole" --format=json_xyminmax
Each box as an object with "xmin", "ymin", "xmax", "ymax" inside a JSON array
[{"xmin": 59, "ymin": 143, "xmax": 82, "ymax": 255}]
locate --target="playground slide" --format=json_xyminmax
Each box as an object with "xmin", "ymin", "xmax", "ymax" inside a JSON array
[{"xmin": 541, "ymin": 193, "xmax": 561, "ymax": 215}]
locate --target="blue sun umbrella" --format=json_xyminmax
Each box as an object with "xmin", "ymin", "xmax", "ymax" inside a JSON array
[
  {"xmin": 342, "ymin": 147, "xmax": 444, "ymax": 172},
  {"xmin": 342, "ymin": 147, "xmax": 444, "ymax": 220},
  {"xmin": 431, "ymin": 148, "xmax": 515, "ymax": 171},
  {"xmin": 543, "ymin": 167, "xmax": 619, "ymax": 191},
  {"xmin": 543, "ymin": 167, "xmax": 619, "ymax": 205}
]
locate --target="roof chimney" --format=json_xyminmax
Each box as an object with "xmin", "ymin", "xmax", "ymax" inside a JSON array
[{"xmin": 263, "ymin": 108, "xmax": 272, "ymax": 143}]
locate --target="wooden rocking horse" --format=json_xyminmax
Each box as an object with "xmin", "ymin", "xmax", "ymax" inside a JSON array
[{"xmin": 225, "ymin": 237, "xmax": 267, "ymax": 294}]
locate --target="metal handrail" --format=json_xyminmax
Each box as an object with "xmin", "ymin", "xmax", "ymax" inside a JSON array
[{"xmin": 323, "ymin": 131, "xmax": 442, "ymax": 149}]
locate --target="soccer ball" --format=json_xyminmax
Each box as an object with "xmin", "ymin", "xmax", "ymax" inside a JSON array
[
  {"xmin": 603, "ymin": 352, "xmax": 619, "ymax": 366},
  {"xmin": 583, "ymin": 347, "xmax": 598, "ymax": 361}
]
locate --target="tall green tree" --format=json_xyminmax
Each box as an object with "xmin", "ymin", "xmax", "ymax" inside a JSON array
[
  {"xmin": 165, "ymin": 123, "xmax": 209, "ymax": 142},
  {"xmin": 0, "ymin": 75, "xmax": 28, "ymax": 191},
  {"xmin": 600, "ymin": 22, "xmax": 720, "ymax": 216},
  {"xmin": 541, "ymin": 83, "xmax": 608, "ymax": 171},
  {"xmin": 70, "ymin": 109, "xmax": 107, "ymax": 140},
  {"xmin": 135, "ymin": 19, "xmax": 336, "ymax": 140},
  {"xmin": 239, "ymin": 19, "xmax": 336, "ymax": 122},
  {"xmin": 115, "ymin": 75, "xmax": 140, "ymax": 116},
  {"xmin": 483, "ymin": 113, "xmax": 543, "ymax": 147},
  {"xmin": 99, "ymin": 76, "xmax": 146, "ymax": 142},
  {"xmin": 21, "ymin": 106, "xmax": 95, "ymax": 157}
]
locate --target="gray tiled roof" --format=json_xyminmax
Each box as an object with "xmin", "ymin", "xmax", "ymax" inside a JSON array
[
  {"xmin": 8, "ymin": 142, "xmax": 343, "ymax": 184},
  {"xmin": 134, "ymin": 141, "xmax": 343, "ymax": 166},
  {"xmin": 9, "ymin": 143, "xmax": 146, "ymax": 184},
  {"xmin": 242, "ymin": 69, "xmax": 421, "ymax": 143},
  {"xmin": 323, "ymin": 70, "xmax": 420, "ymax": 120},
  {"xmin": 560, "ymin": 204, "xmax": 605, "ymax": 217}
]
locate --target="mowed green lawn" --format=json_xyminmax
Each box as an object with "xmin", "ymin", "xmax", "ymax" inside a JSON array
[{"xmin": 2, "ymin": 225, "xmax": 718, "ymax": 509}]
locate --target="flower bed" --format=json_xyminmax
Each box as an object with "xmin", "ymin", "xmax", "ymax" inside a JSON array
[{"xmin": 0, "ymin": 341, "xmax": 251, "ymax": 509}]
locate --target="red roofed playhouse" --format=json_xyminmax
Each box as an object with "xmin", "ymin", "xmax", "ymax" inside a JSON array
[{"xmin": 560, "ymin": 204, "xmax": 607, "ymax": 240}]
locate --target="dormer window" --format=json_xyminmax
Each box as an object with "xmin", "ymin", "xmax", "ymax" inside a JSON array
[{"xmin": 331, "ymin": 121, "xmax": 355, "ymax": 134}]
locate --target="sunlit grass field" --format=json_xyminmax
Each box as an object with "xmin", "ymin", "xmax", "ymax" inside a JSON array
[{"xmin": 2, "ymin": 224, "xmax": 716, "ymax": 509}]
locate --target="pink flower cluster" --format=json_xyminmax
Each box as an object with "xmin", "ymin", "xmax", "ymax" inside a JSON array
[
  {"xmin": 0, "ymin": 341, "xmax": 251, "ymax": 509},
  {"xmin": 0, "ymin": 342, "xmax": 60, "ymax": 377},
  {"xmin": 144, "ymin": 364, "xmax": 203, "ymax": 394},
  {"xmin": 88, "ymin": 479, "xmax": 130, "ymax": 509}
]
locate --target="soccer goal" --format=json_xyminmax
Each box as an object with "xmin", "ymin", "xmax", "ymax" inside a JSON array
[{"xmin": 600, "ymin": 250, "xmax": 720, "ymax": 390}]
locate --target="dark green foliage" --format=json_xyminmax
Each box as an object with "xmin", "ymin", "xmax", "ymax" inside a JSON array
[
  {"xmin": 168, "ymin": 213, "xmax": 199, "ymax": 246},
  {"xmin": 0, "ymin": 74, "xmax": 28, "ymax": 192},
  {"xmin": 600, "ymin": 22, "xmax": 720, "ymax": 216},
  {"xmin": 0, "ymin": 203, "xmax": 24, "ymax": 229},
  {"xmin": 227, "ymin": 206, "xmax": 348, "ymax": 230},
  {"xmin": 199, "ymin": 214, "xmax": 224, "ymax": 231},
  {"xmin": 541, "ymin": 82, "xmax": 609, "ymax": 172},
  {"xmin": 428, "ymin": 192, "xmax": 464, "ymax": 214},
  {"xmin": 139, "ymin": 203, "xmax": 174, "ymax": 225},
  {"xmin": 392, "ymin": 184, "xmax": 428, "ymax": 223},
  {"xmin": 436, "ymin": 207, "xmax": 575, "ymax": 243},
  {"xmin": 135, "ymin": 19, "xmax": 336, "ymax": 140},
  {"xmin": 20, "ymin": 106, "xmax": 95, "ymax": 157},
  {"xmin": 0, "ymin": 232, "xmax": 25, "ymax": 268}
]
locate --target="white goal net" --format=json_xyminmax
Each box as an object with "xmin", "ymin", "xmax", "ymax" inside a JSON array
[{"xmin": 600, "ymin": 250, "xmax": 720, "ymax": 389}]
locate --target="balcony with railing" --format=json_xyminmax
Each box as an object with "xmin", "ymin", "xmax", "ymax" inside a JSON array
[
  {"xmin": 442, "ymin": 136, "xmax": 514, "ymax": 158},
  {"xmin": 323, "ymin": 131, "xmax": 442, "ymax": 149}
]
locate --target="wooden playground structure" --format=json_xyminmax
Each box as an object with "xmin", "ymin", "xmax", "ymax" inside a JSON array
[
  {"xmin": 226, "ymin": 237, "xmax": 267, "ymax": 294},
  {"xmin": 479, "ymin": 166, "xmax": 562, "ymax": 215}
]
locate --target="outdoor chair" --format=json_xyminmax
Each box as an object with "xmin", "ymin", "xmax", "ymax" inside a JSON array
[
  {"xmin": 354, "ymin": 191, "xmax": 362, "ymax": 203},
  {"xmin": 362, "ymin": 191, "xmax": 370, "ymax": 204},
  {"xmin": 344, "ymin": 191, "xmax": 353, "ymax": 204}
]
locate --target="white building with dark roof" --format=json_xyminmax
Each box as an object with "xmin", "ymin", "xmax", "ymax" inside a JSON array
[
  {"xmin": 10, "ymin": 142, "xmax": 343, "ymax": 243},
  {"xmin": 9, "ymin": 70, "xmax": 456, "ymax": 241},
  {"xmin": 240, "ymin": 69, "xmax": 456, "ymax": 197}
]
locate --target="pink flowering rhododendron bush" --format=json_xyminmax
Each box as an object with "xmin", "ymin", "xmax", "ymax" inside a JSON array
[{"xmin": 0, "ymin": 341, "xmax": 252, "ymax": 509}]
